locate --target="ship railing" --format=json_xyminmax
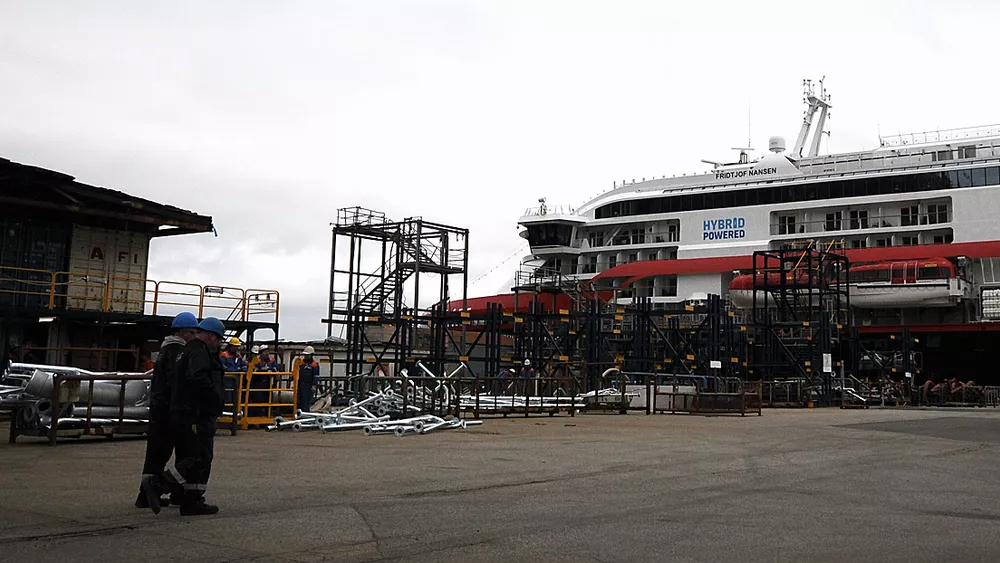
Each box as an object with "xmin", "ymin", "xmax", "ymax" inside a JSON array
[
  {"xmin": 769, "ymin": 210, "xmax": 952, "ymax": 237},
  {"xmin": 880, "ymin": 124, "xmax": 1000, "ymax": 148},
  {"xmin": 521, "ymin": 204, "xmax": 576, "ymax": 217}
]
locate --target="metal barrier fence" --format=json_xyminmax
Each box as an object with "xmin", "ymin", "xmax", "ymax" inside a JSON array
[
  {"xmin": 627, "ymin": 374, "xmax": 762, "ymax": 416},
  {"xmin": 309, "ymin": 372, "xmax": 760, "ymax": 418},
  {"xmin": 761, "ymin": 380, "xmax": 808, "ymax": 407},
  {"xmin": 919, "ymin": 384, "xmax": 1000, "ymax": 407}
]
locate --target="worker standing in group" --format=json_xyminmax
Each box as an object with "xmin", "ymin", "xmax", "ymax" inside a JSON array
[
  {"xmin": 219, "ymin": 337, "xmax": 245, "ymax": 415},
  {"xmin": 259, "ymin": 345, "xmax": 281, "ymax": 370},
  {"xmin": 296, "ymin": 346, "xmax": 320, "ymax": 415},
  {"xmin": 219, "ymin": 337, "xmax": 245, "ymax": 372},
  {"xmin": 135, "ymin": 311, "xmax": 199, "ymax": 509},
  {"xmin": 248, "ymin": 345, "xmax": 278, "ymax": 417},
  {"xmin": 519, "ymin": 359, "xmax": 535, "ymax": 396},
  {"xmin": 142, "ymin": 317, "xmax": 227, "ymax": 516}
]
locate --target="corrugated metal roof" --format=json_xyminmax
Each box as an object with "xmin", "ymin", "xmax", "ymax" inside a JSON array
[{"xmin": 0, "ymin": 157, "xmax": 214, "ymax": 235}]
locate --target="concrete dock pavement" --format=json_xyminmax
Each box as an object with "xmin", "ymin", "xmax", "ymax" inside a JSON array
[{"xmin": 3, "ymin": 409, "xmax": 1000, "ymax": 562}]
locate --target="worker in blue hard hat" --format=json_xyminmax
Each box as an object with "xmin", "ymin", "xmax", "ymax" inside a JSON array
[
  {"xmin": 142, "ymin": 316, "xmax": 227, "ymax": 516},
  {"xmin": 135, "ymin": 311, "xmax": 199, "ymax": 510}
]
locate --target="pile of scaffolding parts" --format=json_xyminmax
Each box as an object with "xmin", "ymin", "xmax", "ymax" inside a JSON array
[
  {"xmin": 266, "ymin": 388, "xmax": 483, "ymax": 436},
  {"xmin": 1, "ymin": 363, "xmax": 152, "ymax": 435},
  {"xmin": 1, "ymin": 362, "xmax": 240, "ymax": 437}
]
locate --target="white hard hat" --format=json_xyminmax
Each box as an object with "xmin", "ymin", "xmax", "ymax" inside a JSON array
[
  {"xmin": 251, "ymin": 345, "xmax": 260, "ymax": 354},
  {"xmin": 524, "ymin": 359, "xmax": 531, "ymax": 366},
  {"xmin": 302, "ymin": 346, "xmax": 315, "ymax": 355}
]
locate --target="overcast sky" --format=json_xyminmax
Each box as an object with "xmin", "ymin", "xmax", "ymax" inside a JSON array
[{"xmin": 2, "ymin": 1, "xmax": 998, "ymax": 340}]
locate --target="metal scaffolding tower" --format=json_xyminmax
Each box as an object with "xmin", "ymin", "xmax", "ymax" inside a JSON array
[
  {"xmin": 324, "ymin": 207, "xmax": 469, "ymax": 377},
  {"xmin": 749, "ymin": 246, "xmax": 851, "ymax": 405}
]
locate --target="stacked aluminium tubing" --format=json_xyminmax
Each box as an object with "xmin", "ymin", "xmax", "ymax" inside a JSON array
[
  {"xmin": 265, "ymin": 388, "xmax": 482, "ymax": 436},
  {"xmin": 2, "ymin": 363, "xmax": 153, "ymax": 431}
]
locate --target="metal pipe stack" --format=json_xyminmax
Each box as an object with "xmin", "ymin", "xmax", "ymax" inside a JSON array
[
  {"xmin": 1, "ymin": 362, "xmax": 152, "ymax": 431},
  {"xmin": 458, "ymin": 394, "xmax": 588, "ymax": 412}
]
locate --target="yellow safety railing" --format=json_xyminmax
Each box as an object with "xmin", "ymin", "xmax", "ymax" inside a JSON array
[
  {"xmin": 0, "ymin": 266, "xmax": 279, "ymax": 323},
  {"xmin": 238, "ymin": 357, "xmax": 299, "ymax": 428}
]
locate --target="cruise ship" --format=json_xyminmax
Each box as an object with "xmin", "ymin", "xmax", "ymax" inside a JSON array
[{"xmin": 467, "ymin": 79, "xmax": 1000, "ymax": 381}]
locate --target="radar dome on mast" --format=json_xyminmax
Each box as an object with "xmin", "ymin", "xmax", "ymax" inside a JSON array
[{"xmin": 768, "ymin": 136, "xmax": 787, "ymax": 153}]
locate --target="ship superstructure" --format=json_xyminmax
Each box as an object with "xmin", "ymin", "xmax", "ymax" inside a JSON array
[{"xmin": 501, "ymin": 79, "xmax": 1000, "ymax": 381}]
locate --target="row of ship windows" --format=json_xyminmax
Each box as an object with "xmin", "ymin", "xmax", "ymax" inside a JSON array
[
  {"xmin": 777, "ymin": 230, "xmax": 953, "ymax": 251},
  {"xmin": 848, "ymin": 266, "xmax": 949, "ymax": 282},
  {"xmin": 595, "ymin": 166, "xmax": 1000, "ymax": 219},
  {"xmin": 586, "ymin": 225, "xmax": 680, "ymax": 247},
  {"xmin": 776, "ymin": 204, "xmax": 949, "ymax": 234},
  {"xmin": 558, "ymin": 230, "xmax": 953, "ymax": 273}
]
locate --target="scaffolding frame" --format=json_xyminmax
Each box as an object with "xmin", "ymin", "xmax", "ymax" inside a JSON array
[
  {"xmin": 324, "ymin": 207, "xmax": 469, "ymax": 378},
  {"xmin": 750, "ymin": 247, "xmax": 851, "ymax": 405}
]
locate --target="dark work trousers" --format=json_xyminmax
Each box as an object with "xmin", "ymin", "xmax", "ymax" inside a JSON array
[
  {"xmin": 140, "ymin": 412, "xmax": 175, "ymax": 493},
  {"xmin": 296, "ymin": 373, "xmax": 314, "ymax": 414},
  {"xmin": 165, "ymin": 415, "xmax": 216, "ymax": 505},
  {"xmin": 249, "ymin": 373, "xmax": 270, "ymax": 417}
]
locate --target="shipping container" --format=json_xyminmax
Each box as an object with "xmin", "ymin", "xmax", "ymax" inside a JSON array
[
  {"xmin": 0, "ymin": 217, "xmax": 71, "ymax": 310},
  {"xmin": 66, "ymin": 225, "xmax": 150, "ymax": 313}
]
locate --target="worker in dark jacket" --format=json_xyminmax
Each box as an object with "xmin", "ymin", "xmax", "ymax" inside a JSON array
[
  {"xmin": 142, "ymin": 317, "xmax": 227, "ymax": 516},
  {"xmin": 296, "ymin": 346, "xmax": 320, "ymax": 415},
  {"xmin": 135, "ymin": 311, "xmax": 199, "ymax": 509}
]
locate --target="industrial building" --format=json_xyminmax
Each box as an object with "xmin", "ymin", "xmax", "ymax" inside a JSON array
[{"xmin": 0, "ymin": 157, "xmax": 280, "ymax": 371}]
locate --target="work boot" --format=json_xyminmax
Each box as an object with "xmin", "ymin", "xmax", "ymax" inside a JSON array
[
  {"xmin": 135, "ymin": 490, "xmax": 171, "ymax": 509},
  {"xmin": 139, "ymin": 476, "xmax": 162, "ymax": 515},
  {"xmin": 169, "ymin": 493, "xmax": 183, "ymax": 506},
  {"xmin": 180, "ymin": 501, "xmax": 219, "ymax": 516}
]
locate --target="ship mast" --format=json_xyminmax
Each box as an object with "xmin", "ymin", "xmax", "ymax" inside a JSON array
[{"xmin": 791, "ymin": 77, "xmax": 833, "ymax": 158}]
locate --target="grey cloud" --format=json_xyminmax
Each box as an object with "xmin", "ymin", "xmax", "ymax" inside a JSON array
[{"xmin": 4, "ymin": 0, "xmax": 1000, "ymax": 340}]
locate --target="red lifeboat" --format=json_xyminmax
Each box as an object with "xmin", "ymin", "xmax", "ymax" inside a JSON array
[{"xmin": 728, "ymin": 271, "xmax": 817, "ymax": 308}]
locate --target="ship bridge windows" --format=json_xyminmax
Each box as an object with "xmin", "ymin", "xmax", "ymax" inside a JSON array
[
  {"xmin": 526, "ymin": 224, "xmax": 573, "ymax": 247},
  {"xmin": 594, "ymin": 165, "xmax": 1000, "ymax": 219}
]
